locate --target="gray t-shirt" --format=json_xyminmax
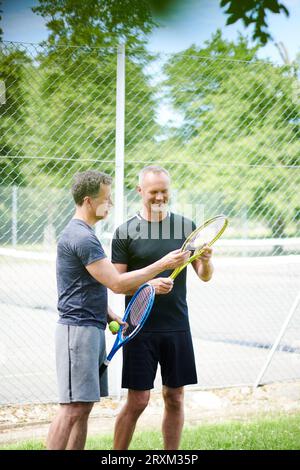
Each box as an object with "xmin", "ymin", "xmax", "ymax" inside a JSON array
[{"xmin": 56, "ymin": 219, "xmax": 107, "ymax": 329}]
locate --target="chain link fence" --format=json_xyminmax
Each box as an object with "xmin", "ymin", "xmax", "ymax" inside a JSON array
[{"xmin": 0, "ymin": 41, "xmax": 300, "ymax": 404}]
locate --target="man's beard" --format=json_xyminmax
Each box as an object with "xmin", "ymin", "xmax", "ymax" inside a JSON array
[{"xmin": 150, "ymin": 203, "xmax": 167, "ymax": 213}]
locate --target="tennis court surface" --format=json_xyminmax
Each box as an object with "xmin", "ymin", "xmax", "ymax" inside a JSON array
[{"xmin": 1, "ymin": 248, "xmax": 299, "ymax": 404}]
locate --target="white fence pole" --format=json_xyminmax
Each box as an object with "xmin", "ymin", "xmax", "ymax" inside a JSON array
[
  {"xmin": 253, "ymin": 292, "xmax": 300, "ymax": 388},
  {"xmin": 115, "ymin": 42, "xmax": 125, "ymax": 228},
  {"xmin": 113, "ymin": 42, "xmax": 126, "ymax": 400}
]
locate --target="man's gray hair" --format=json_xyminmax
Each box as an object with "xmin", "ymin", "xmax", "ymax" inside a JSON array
[
  {"xmin": 72, "ymin": 170, "xmax": 112, "ymax": 206},
  {"xmin": 138, "ymin": 165, "xmax": 170, "ymax": 186}
]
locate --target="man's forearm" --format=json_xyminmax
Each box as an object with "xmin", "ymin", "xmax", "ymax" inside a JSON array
[
  {"xmin": 114, "ymin": 259, "xmax": 165, "ymax": 293},
  {"xmin": 197, "ymin": 260, "xmax": 213, "ymax": 281},
  {"xmin": 107, "ymin": 305, "xmax": 116, "ymax": 322}
]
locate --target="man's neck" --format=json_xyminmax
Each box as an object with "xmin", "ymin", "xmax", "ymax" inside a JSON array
[
  {"xmin": 73, "ymin": 209, "xmax": 94, "ymax": 227},
  {"xmin": 140, "ymin": 207, "xmax": 169, "ymax": 222}
]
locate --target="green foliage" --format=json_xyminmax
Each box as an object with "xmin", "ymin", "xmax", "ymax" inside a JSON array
[
  {"xmin": 221, "ymin": 0, "xmax": 289, "ymax": 45},
  {"xmin": 0, "ymin": 0, "xmax": 158, "ymax": 192},
  {"xmin": 161, "ymin": 31, "xmax": 300, "ymax": 235},
  {"xmin": 1, "ymin": 22, "xmax": 300, "ymax": 239},
  {"xmin": 31, "ymin": 0, "xmax": 291, "ymax": 52},
  {"xmin": 0, "ymin": 46, "xmax": 157, "ymax": 187},
  {"xmin": 0, "ymin": 46, "xmax": 32, "ymax": 184},
  {"xmin": 32, "ymin": 0, "xmax": 156, "ymax": 50},
  {"xmin": 28, "ymin": 49, "xmax": 117, "ymax": 174}
]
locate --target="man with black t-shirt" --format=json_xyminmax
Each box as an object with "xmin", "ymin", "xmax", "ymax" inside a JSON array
[{"xmin": 112, "ymin": 165, "xmax": 213, "ymax": 450}]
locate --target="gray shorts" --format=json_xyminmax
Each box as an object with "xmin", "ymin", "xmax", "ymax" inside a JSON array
[{"xmin": 55, "ymin": 324, "xmax": 108, "ymax": 403}]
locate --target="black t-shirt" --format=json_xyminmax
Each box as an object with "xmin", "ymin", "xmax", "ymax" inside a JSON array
[
  {"xmin": 56, "ymin": 219, "xmax": 107, "ymax": 329},
  {"xmin": 111, "ymin": 212, "xmax": 196, "ymax": 331}
]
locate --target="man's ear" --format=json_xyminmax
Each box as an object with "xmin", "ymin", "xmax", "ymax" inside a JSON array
[
  {"xmin": 136, "ymin": 185, "xmax": 142, "ymax": 194},
  {"xmin": 83, "ymin": 196, "xmax": 91, "ymax": 207}
]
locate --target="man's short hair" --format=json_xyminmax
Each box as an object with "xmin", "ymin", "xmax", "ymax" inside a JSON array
[
  {"xmin": 72, "ymin": 170, "xmax": 112, "ymax": 206},
  {"xmin": 138, "ymin": 165, "xmax": 170, "ymax": 186}
]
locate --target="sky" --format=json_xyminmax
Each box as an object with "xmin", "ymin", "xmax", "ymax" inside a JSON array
[{"xmin": 1, "ymin": 0, "xmax": 300, "ymax": 64}]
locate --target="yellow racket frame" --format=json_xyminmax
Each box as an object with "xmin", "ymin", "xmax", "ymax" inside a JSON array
[{"xmin": 170, "ymin": 214, "xmax": 228, "ymax": 280}]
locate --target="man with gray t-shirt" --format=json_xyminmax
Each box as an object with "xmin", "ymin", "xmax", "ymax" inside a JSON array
[{"xmin": 47, "ymin": 170, "xmax": 190, "ymax": 450}]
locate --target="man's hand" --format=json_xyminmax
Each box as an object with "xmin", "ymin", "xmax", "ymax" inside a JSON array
[
  {"xmin": 149, "ymin": 277, "xmax": 174, "ymax": 295},
  {"xmin": 192, "ymin": 245, "xmax": 214, "ymax": 282},
  {"xmin": 107, "ymin": 307, "xmax": 128, "ymax": 334},
  {"xmin": 198, "ymin": 245, "xmax": 213, "ymax": 263},
  {"xmin": 160, "ymin": 249, "xmax": 190, "ymax": 270}
]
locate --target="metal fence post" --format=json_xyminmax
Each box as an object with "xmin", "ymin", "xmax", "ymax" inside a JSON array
[
  {"xmin": 113, "ymin": 42, "xmax": 126, "ymax": 400},
  {"xmin": 115, "ymin": 42, "xmax": 125, "ymax": 228},
  {"xmin": 253, "ymin": 292, "xmax": 300, "ymax": 388}
]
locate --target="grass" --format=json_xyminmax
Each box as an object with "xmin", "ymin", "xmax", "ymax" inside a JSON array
[{"xmin": 1, "ymin": 413, "xmax": 300, "ymax": 450}]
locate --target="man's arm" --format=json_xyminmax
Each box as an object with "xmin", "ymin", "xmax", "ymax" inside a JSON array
[
  {"xmin": 113, "ymin": 263, "xmax": 136, "ymax": 296},
  {"xmin": 86, "ymin": 250, "xmax": 189, "ymax": 294},
  {"xmin": 192, "ymin": 246, "xmax": 214, "ymax": 282},
  {"xmin": 107, "ymin": 305, "xmax": 127, "ymax": 333},
  {"xmin": 107, "ymin": 305, "xmax": 124, "ymax": 323},
  {"xmin": 113, "ymin": 264, "xmax": 174, "ymax": 296}
]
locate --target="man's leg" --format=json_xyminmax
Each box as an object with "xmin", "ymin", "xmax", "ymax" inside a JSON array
[
  {"xmin": 113, "ymin": 389, "xmax": 150, "ymax": 450},
  {"xmin": 162, "ymin": 386, "xmax": 184, "ymax": 450},
  {"xmin": 47, "ymin": 402, "xmax": 94, "ymax": 450}
]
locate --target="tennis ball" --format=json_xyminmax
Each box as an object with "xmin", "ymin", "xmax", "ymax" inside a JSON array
[{"xmin": 109, "ymin": 321, "xmax": 120, "ymax": 333}]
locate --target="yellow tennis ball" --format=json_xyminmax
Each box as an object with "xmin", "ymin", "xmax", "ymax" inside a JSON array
[{"xmin": 109, "ymin": 321, "xmax": 120, "ymax": 333}]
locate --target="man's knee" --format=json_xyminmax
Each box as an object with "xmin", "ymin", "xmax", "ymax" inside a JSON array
[
  {"xmin": 128, "ymin": 390, "xmax": 150, "ymax": 414},
  {"xmin": 163, "ymin": 387, "xmax": 184, "ymax": 411},
  {"xmin": 60, "ymin": 402, "xmax": 94, "ymax": 424}
]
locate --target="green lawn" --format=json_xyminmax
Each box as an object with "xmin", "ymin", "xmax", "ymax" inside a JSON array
[{"xmin": 1, "ymin": 413, "xmax": 300, "ymax": 450}]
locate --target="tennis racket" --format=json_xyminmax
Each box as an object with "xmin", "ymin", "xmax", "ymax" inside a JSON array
[
  {"xmin": 100, "ymin": 282, "xmax": 155, "ymax": 376},
  {"xmin": 170, "ymin": 214, "xmax": 228, "ymax": 280}
]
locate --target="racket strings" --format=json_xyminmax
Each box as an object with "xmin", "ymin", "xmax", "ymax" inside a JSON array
[
  {"xmin": 186, "ymin": 217, "xmax": 226, "ymax": 251},
  {"xmin": 170, "ymin": 215, "xmax": 228, "ymax": 280},
  {"xmin": 122, "ymin": 286, "xmax": 153, "ymax": 338}
]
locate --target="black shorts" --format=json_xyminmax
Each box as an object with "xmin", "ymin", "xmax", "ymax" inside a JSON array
[{"xmin": 122, "ymin": 330, "xmax": 198, "ymax": 390}]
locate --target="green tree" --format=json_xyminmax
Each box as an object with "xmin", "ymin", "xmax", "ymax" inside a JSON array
[
  {"xmin": 220, "ymin": 0, "xmax": 289, "ymax": 44},
  {"xmin": 161, "ymin": 31, "xmax": 300, "ymax": 236},
  {"xmin": 0, "ymin": 42, "xmax": 30, "ymax": 243},
  {"xmin": 16, "ymin": 45, "xmax": 158, "ymax": 189},
  {"xmin": 0, "ymin": 1, "xmax": 159, "ymax": 189},
  {"xmin": 28, "ymin": 0, "xmax": 160, "ymax": 185},
  {"xmin": 0, "ymin": 45, "xmax": 30, "ymax": 185},
  {"xmin": 140, "ymin": 0, "xmax": 289, "ymax": 45},
  {"xmin": 33, "ymin": 0, "xmax": 290, "ymax": 48},
  {"xmin": 33, "ymin": 0, "xmax": 156, "ymax": 50}
]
